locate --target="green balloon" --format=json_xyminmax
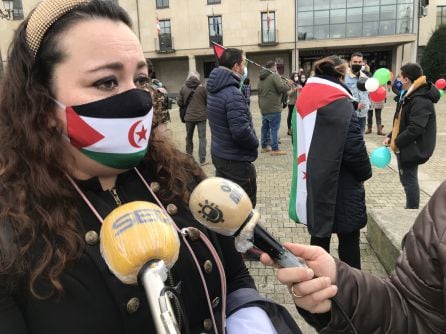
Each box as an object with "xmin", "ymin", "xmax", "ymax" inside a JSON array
[
  {"xmin": 440, "ymin": 89, "xmax": 445, "ymax": 98},
  {"xmin": 373, "ymin": 68, "xmax": 391, "ymax": 85}
]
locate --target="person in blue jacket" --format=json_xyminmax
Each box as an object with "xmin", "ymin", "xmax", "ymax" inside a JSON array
[{"xmin": 207, "ymin": 48, "xmax": 259, "ymax": 207}]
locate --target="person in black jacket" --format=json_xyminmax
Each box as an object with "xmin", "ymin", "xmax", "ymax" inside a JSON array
[
  {"xmin": 384, "ymin": 63, "xmax": 439, "ymax": 209},
  {"xmin": 0, "ymin": 1, "xmax": 301, "ymax": 333},
  {"xmin": 207, "ymin": 48, "xmax": 259, "ymax": 207},
  {"xmin": 291, "ymin": 56, "xmax": 372, "ymax": 269}
]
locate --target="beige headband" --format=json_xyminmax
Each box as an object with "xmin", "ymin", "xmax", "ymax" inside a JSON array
[{"xmin": 26, "ymin": 0, "xmax": 89, "ymax": 58}]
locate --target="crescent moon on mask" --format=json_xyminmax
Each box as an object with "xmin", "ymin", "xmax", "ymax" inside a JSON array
[{"xmin": 128, "ymin": 120, "xmax": 143, "ymax": 148}]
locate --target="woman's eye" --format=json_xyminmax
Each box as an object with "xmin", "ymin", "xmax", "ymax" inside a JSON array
[
  {"xmin": 93, "ymin": 77, "xmax": 118, "ymax": 91},
  {"xmin": 135, "ymin": 76, "xmax": 150, "ymax": 88}
]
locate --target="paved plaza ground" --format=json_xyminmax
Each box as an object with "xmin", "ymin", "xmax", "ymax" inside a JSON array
[{"xmin": 166, "ymin": 91, "xmax": 446, "ymax": 333}]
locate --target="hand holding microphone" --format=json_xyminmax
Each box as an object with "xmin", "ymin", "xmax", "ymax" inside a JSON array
[
  {"xmin": 100, "ymin": 201, "xmax": 182, "ymax": 334},
  {"xmin": 189, "ymin": 177, "xmax": 306, "ymax": 268}
]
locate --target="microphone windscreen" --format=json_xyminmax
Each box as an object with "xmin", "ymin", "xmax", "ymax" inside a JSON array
[
  {"xmin": 189, "ymin": 177, "xmax": 253, "ymax": 236},
  {"xmin": 100, "ymin": 201, "xmax": 180, "ymax": 284}
]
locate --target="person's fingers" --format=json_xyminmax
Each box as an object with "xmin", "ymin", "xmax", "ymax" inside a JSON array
[
  {"xmin": 283, "ymin": 242, "xmax": 327, "ymax": 262},
  {"xmin": 293, "ymin": 285, "xmax": 338, "ymax": 314},
  {"xmin": 289, "ymin": 276, "xmax": 331, "ymax": 297},
  {"xmin": 259, "ymin": 253, "xmax": 275, "ymax": 267},
  {"xmin": 276, "ymin": 267, "xmax": 315, "ymax": 285}
]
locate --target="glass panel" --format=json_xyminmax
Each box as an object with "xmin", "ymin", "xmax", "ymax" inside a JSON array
[
  {"xmin": 13, "ymin": 0, "xmax": 24, "ymax": 20},
  {"xmin": 347, "ymin": 7, "xmax": 362, "ymax": 22},
  {"xmin": 347, "ymin": 0, "xmax": 363, "ymax": 7},
  {"xmin": 363, "ymin": 21, "xmax": 379, "ymax": 36},
  {"xmin": 298, "ymin": 26, "xmax": 314, "ymax": 40},
  {"xmin": 208, "ymin": 16, "xmax": 222, "ymax": 36},
  {"xmin": 381, "ymin": 0, "xmax": 396, "ymax": 4},
  {"xmin": 346, "ymin": 22, "xmax": 363, "ymax": 37},
  {"xmin": 298, "ymin": 0, "xmax": 314, "ymax": 11},
  {"xmin": 380, "ymin": 5, "xmax": 396, "ymax": 20},
  {"xmin": 330, "ymin": 23, "xmax": 346, "ymax": 38},
  {"xmin": 314, "ymin": 10, "xmax": 329, "ymax": 25},
  {"xmin": 298, "ymin": 11, "xmax": 313, "ymax": 26},
  {"xmin": 314, "ymin": 0, "xmax": 329, "ymax": 10},
  {"xmin": 379, "ymin": 20, "xmax": 396, "ymax": 35},
  {"xmin": 364, "ymin": 0, "xmax": 379, "ymax": 5},
  {"xmin": 261, "ymin": 12, "xmax": 276, "ymax": 43},
  {"xmin": 397, "ymin": 4, "xmax": 413, "ymax": 20},
  {"xmin": 156, "ymin": 0, "xmax": 169, "ymax": 9},
  {"xmin": 363, "ymin": 6, "xmax": 379, "ymax": 21},
  {"xmin": 159, "ymin": 20, "xmax": 171, "ymax": 34},
  {"xmin": 330, "ymin": 9, "xmax": 346, "ymax": 24},
  {"xmin": 330, "ymin": 0, "xmax": 346, "ymax": 9},
  {"xmin": 397, "ymin": 18, "xmax": 412, "ymax": 33},
  {"xmin": 314, "ymin": 25, "xmax": 330, "ymax": 39},
  {"xmin": 396, "ymin": 0, "xmax": 413, "ymax": 4}
]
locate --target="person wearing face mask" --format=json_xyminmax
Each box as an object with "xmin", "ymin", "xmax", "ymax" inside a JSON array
[
  {"xmin": 384, "ymin": 63, "xmax": 439, "ymax": 209},
  {"xmin": 344, "ymin": 52, "xmax": 371, "ymax": 135},
  {"xmin": 0, "ymin": 2, "xmax": 302, "ymax": 334}
]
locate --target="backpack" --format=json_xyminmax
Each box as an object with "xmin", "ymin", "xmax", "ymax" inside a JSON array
[{"xmin": 179, "ymin": 88, "xmax": 197, "ymax": 123}]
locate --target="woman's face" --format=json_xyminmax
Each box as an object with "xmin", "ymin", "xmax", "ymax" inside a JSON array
[{"xmin": 52, "ymin": 18, "xmax": 149, "ymax": 179}]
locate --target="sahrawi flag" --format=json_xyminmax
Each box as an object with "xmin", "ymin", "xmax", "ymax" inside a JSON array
[
  {"xmin": 289, "ymin": 76, "xmax": 352, "ymax": 231},
  {"xmin": 65, "ymin": 91, "xmax": 153, "ymax": 170}
]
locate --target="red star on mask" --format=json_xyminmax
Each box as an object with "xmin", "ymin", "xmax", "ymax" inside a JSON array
[{"xmin": 136, "ymin": 125, "xmax": 147, "ymax": 143}]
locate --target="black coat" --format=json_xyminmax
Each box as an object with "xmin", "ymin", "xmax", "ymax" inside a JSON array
[
  {"xmin": 333, "ymin": 111, "xmax": 372, "ymax": 233},
  {"xmin": 392, "ymin": 82, "xmax": 439, "ymax": 167},
  {"xmin": 1, "ymin": 161, "xmax": 300, "ymax": 334},
  {"xmin": 207, "ymin": 67, "xmax": 259, "ymax": 162}
]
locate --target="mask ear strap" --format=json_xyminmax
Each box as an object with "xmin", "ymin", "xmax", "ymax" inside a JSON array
[{"xmin": 51, "ymin": 98, "xmax": 66, "ymax": 110}]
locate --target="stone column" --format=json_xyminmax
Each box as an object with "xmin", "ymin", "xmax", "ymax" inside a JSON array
[{"xmin": 188, "ymin": 55, "xmax": 197, "ymax": 74}]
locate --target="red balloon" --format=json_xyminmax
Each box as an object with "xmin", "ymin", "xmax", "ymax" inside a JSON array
[
  {"xmin": 369, "ymin": 86, "xmax": 386, "ymax": 102},
  {"xmin": 435, "ymin": 78, "xmax": 446, "ymax": 90}
]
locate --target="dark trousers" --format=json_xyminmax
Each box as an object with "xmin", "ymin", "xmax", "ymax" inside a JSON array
[
  {"xmin": 310, "ymin": 230, "xmax": 361, "ymax": 269},
  {"xmin": 287, "ymin": 104, "xmax": 294, "ymax": 130},
  {"xmin": 396, "ymin": 155, "xmax": 420, "ymax": 209},
  {"xmin": 367, "ymin": 108, "xmax": 382, "ymax": 127},
  {"xmin": 212, "ymin": 155, "xmax": 257, "ymax": 207},
  {"xmin": 185, "ymin": 120, "xmax": 207, "ymax": 163}
]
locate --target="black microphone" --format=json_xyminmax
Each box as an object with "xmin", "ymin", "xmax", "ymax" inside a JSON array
[{"xmin": 189, "ymin": 177, "xmax": 306, "ymax": 268}]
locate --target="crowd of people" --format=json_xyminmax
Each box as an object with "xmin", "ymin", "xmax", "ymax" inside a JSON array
[{"xmin": 0, "ymin": 0, "xmax": 443, "ymax": 333}]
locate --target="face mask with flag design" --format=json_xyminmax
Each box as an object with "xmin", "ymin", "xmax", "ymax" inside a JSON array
[{"xmin": 56, "ymin": 89, "xmax": 153, "ymax": 170}]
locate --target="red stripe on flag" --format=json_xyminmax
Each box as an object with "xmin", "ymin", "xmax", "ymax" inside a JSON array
[
  {"xmin": 66, "ymin": 107, "xmax": 105, "ymax": 149},
  {"xmin": 212, "ymin": 43, "xmax": 225, "ymax": 59},
  {"xmin": 297, "ymin": 83, "xmax": 350, "ymax": 119}
]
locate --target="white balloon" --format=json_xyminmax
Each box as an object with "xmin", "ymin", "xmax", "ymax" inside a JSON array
[{"xmin": 365, "ymin": 78, "xmax": 380, "ymax": 92}]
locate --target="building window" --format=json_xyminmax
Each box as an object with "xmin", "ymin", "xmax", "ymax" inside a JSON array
[
  {"xmin": 208, "ymin": 15, "xmax": 223, "ymax": 46},
  {"xmin": 207, "ymin": 0, "xmax": 221, "ymax": 4},
  {"xmin": 156, "ymin": 0, "xmax": 169, "ymax": 9},
  {"xmin": 158, "ymin": 19, "xmax": 173, "ymax": 52},
  {"xmin": 437, "ymin": 6, "xmax": 446, "ymax": 29},
  {"xmin": 261, "ymin": 11, "xmax": 276, "ymax": 44},
  {"xmin": 297, "ymin": 0, "xmax": 414, "ymax": 40},
  {"xmin": 12, "ymin": 0, "xmax": 24, "ymax": 20}
]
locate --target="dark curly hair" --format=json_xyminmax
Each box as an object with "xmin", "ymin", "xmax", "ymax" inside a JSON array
[{"xmin": 0, "ymin": 0, "xmax": 204, "ymax": 299}]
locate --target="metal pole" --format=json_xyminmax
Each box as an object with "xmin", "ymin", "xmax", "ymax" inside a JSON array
[{"xmin": 294, "ymin": 0, "xmax": 297, "ymax": 72}]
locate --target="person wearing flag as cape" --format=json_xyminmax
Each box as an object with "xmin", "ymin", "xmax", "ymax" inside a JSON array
[
  {"xmin": 288, "ymin": 55, "xmax": 372, "ymax": 269},
  {"xmin": 0, "ymin": 1, "xmax": 302, "ymax": 333}
]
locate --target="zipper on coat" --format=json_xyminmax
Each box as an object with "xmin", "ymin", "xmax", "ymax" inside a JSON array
[{"xmin": 109, "ymin": 187, "xmax": 122, "ymax": 206}]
